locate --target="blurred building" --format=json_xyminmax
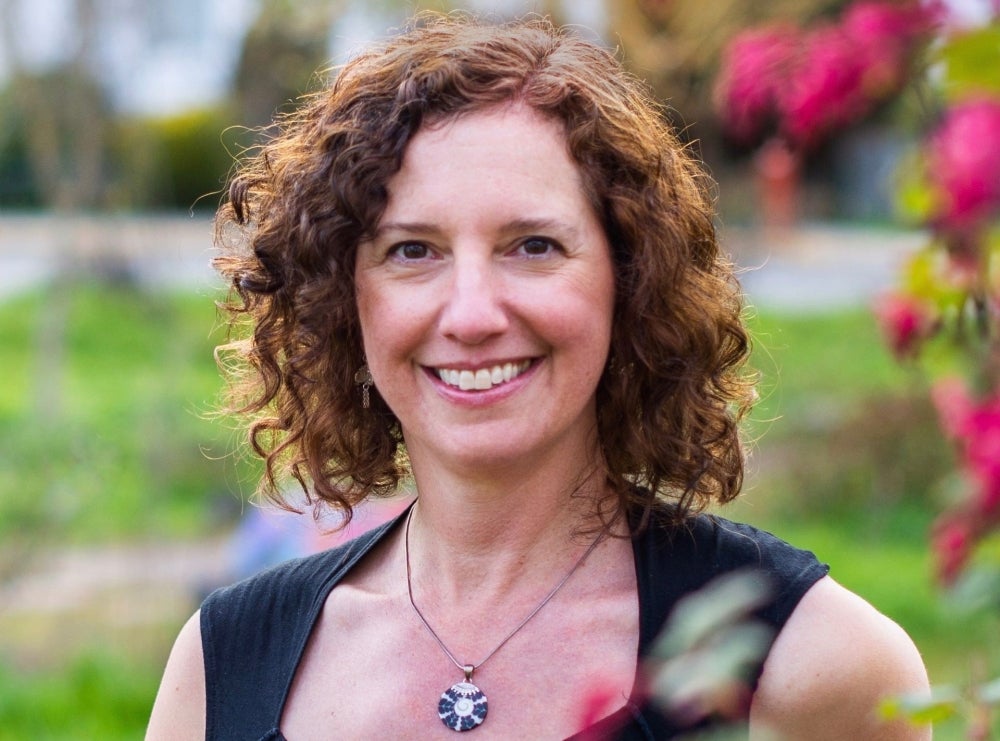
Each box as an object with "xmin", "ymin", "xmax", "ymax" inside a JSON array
[
  {"xmin": 0, "ymin": 0, "xmax": 257, "ymax": 114},
  {"xmin": 2, "ymin": 0, "xmax": 993, "ymax": 114},
  {"xmin": 0, "ymin": 0, "xmax": 605, "ymax": 116}
]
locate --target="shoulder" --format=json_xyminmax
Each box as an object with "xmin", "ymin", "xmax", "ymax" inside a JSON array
[
  {"xmin": 643, "ymin": 507, "xmax": 825, "ymax": 573},
  {"xmin": 145, "ymin": 519, "xmax": 400, "ymax": 738},
  {"xmin": 750, "ymin": 576, "xmax": 931, "ymax": 740},
  {"xmin": 203, "ymin": 516, "xmax": 398, "ymax": 628},
  {"xmin": 146, "ymin": 611, "xmax": 205, "ymax": 740},
  {"xmin": 199, "ymin": 523, "xmax": 397, "ymax": 687},
  {"xmin": 639, "ymin": 509, "xmax": 830, "ymax": 618},
  {"xmin": 203, "ymin": 545, "xmax": 345, "ymax": 618}
]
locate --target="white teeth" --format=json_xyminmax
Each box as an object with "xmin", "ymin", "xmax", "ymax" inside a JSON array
[
  {"xmin": 459, "ymin": 370, "xmax": 476, "ymax": 390},
  {"xmin": 437, "ymin": 360, "xmax": 531, "ymax": 391}
]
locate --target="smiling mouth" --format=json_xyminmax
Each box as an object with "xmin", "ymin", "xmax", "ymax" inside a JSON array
[{"xmin": 435, "ymin": 360, "xmax": 532, "ymax": 391}]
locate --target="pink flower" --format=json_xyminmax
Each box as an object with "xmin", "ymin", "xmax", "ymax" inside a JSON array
[
  {"xmin": 963, "ymin": 396, "xmax": 1000, "ymax": 513},
  {"xmin": 715, "ymin": 24, "xmax": 799, "ymax": 146},
  {"xmin": 843, "ymin": 1, "xmax": 937, "ymax": 97},
  {"xmin": 932, "ymin": 379, "xmax": 1000, "ymax": 516},
  {"xmin": 927, "ymin": 99, "xmax": 1000, "ymax": 232},
  {"xmin": 932, "ymin": 515, "xmax": 973, "ymax": 584},
  {"xmin": 576, "ymin": 678, "xmax": 631, "ymax": 740},
  {"xmin": 874, "ymin": 293, "xmax": 936, "ymax": 359},
  {"xmin": 931, "ymin": 376, "xmax": 974, "ymax": 439},
  {"xmin": 717, "ymin": 1, "xmax": 934, "ymax": 150},
  {"xmin": 778, "ymin": 25, "xmax": 875, "ymax": 148},
  {"xmin": 843, "ymin": 1, "xmax": 938, "ymax": 50}
]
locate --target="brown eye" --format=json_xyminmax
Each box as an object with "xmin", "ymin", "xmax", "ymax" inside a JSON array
[
  {"xmin": 393, "ymin": 242, "xmax": 430, "ymax": 260},
  {"xmin": 520, "ymin": 238, "xmax": 556, "ymax": 257}
]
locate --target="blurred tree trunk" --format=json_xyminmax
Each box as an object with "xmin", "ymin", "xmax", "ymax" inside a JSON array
[
  {"xmin": 0, "ymin": 0, "xmax": 124, "ymax": 430},
  {"xmin": 233, "ymin": 0, "xmax": 348, "ymax": 129},
  {"xmin": 232, "ymin": 0, "xmax": 571, "ymax": 132},
  {"xmin": 0, "ymin": 0, "xmax": 112, "ymax": 210}
]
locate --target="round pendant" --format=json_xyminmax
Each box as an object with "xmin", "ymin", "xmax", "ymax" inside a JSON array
[{"xmin": 438, "ymin": 681, "xmax": 488, "ymax": 732}]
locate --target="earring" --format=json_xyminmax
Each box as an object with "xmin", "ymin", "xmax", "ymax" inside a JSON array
[{"xmin": 354, "ymin": 364, "xmax": 373, "ymax": 409}]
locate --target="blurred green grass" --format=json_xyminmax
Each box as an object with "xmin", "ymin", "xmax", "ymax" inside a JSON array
[
  {"xmin": 0, "ymin": 652, "xmax": 160, "ymax": 741},
  {"xmin": 0, "ymin": 284, "xmax": 996, "ymax": 738},
  {"xmin": 0, "ymin": 281, "xmax": 245, "ymax": 545}
]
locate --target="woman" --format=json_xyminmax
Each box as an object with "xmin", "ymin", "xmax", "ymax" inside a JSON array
[{"xmin": 148, "ymin": 14, "xmax": 929, "ymax": 740}]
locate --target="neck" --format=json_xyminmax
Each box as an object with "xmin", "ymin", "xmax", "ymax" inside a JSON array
[
  {"xmin": 418, "ymin": 443, "xmax": 604, "ymax": 522},
  {"xmin": 403, "ymin": 462, "xmax": 617, "ymax": 606}
]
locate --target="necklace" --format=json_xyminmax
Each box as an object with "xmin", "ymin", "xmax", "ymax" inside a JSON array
[{"xmin": 404, "ymin": 506, "xmax": 603, "ymax": 733}]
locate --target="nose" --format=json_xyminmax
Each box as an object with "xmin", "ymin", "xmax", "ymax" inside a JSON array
[{"xmin": 438, "ymin": 254, "xmax": 509, "ymax": 345}]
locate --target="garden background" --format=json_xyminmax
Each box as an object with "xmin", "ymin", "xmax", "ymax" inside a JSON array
[{"xmin": 1, "ymin": 0, "xmax": 998, "ymax": 738}]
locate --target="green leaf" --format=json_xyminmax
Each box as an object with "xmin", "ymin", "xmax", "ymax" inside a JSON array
[
  {"xmin": 893, "ymin": 152, "xmax": 936, "ymax": 225},
  {"xmin": 938, "ymin": 26, "xmax": 1000, "ymax": 100},
  {"xmin": 975, "ymin": 677, "xmax": 1000, "ymax": 706},
  {"xmin": 879, "ymin": 686, "xmax": 961, "ymax": 724},
  {"xmin": 651, "ymin": 569, "xmax": 774, "ymax": 658},
  {"xmin": 901, "ymin": 248, "xmax": 967, "ymax": 313},
  {"xmin": 651, "ymin": 623, "xmax": 775, "ymax": 702},
  {"xmin": 944, "ymin": 564, "xmax": 1000, "ymax": 614}
]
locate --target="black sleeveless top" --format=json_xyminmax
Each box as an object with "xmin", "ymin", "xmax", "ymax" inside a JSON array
[{"xmin": 201, "ymin": 506, "xmax": 828, "ymax": 740}]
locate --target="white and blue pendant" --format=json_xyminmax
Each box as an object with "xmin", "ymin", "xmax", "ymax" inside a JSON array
[{"xmin": 438, "ymin": 671, "xmax": 488, "ymax": 732}]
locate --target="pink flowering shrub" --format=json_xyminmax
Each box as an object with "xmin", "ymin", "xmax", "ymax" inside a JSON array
[
  {"xmin": 930, "ymin": 379, "xmax": 1000, "ymax": 581},
  {"xmin": 953, "ymin": 393, "xmax": 1000, "ymax": 514},
  {"xmin": 926, "ymin": 99, "xmax": 1000, "ymax": 233},
  {"xmin": 930, "ymin": 515, "xmax": 975, "ymax": 585},
  {"xmin": 844, "ymin": 0, "xmax": 940, "ymax": 90},
  {"xmin": 718, "ymin": 4, "xmax": 1000, "ymax": 588},
  {"xmin": 780, "ymin": 25, "xmax": 872, "ymax": 148},
  {"xmin": 716, "ymin": 2, "xmax": 1000, "ymax": 730},
  {"xmin": 874, "ymin": 293, "xmax": 938, "ymax": 359},
  {"xmin": 878, "ymin": 14, "xmax": 1000, "ymax": 588},
  {"xmin": 715, "ymin": 1, "xmax": 936, "ymax": 151},
  {"xmin": 714, "ymin": 25, "xmax": 798, "ymax": 147}
]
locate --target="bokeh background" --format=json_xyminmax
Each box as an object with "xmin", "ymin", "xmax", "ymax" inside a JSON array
[{"xmin": 1, "ymin": 0, "xmax": 999, "ymax": 737}]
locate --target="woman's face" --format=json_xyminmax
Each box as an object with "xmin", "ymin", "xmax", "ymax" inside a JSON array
[{"xmin": 354, "ymin": 104, "xmax": 615, "ymax": 474}]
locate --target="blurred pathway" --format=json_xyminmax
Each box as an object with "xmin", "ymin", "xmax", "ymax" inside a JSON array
[
  {"xmin": 725, "ymin": 222, "xmax": 924, "ymax": 312},
  {"xmin": 0, "ymin": 538, "xmax": 230, "ymax": 667},
  {"xmin": 0, "ymin": 213, "xmax": 924, "ymax": 307},
  {"xmin": 0, "ymin": 212, "xmax": 221, "ymax": 297}
]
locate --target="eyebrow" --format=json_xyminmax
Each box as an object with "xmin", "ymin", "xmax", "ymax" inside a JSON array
[
  {"xmin": 372, "ymin": 217, "xmax": 582, "ymax": 241},
  {"xmin": 371, "ymin": 221, "xmax": 442, "ymax": 240}
]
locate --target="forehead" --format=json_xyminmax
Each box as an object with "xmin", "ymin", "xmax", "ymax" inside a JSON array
[
  {"xmin": 409, "ymin": 103, "xmax": 569, "ymax": 164},
  {"xmin": 382, "ymin": 104, "xmax": 591, "ymax": 220}
]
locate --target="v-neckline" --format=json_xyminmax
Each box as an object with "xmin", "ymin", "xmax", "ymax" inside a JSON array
[{"xmin": 269, "ymin": 503, "xmax": 656, "ymax": 740}]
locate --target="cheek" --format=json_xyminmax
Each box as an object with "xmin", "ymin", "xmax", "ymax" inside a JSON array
[
  {"xmin": 540, "ymin": 288, "xmax": 614, "ymax": 366},
  {"xmin": 576, "ymin": 274, "xmax": 616, "ymax": 375},
  {"xmin": 354, "ymin": 278, "xmax": 399, "ymax": 364},
  {"xmin": 557, "ymin": 267, "xmax": 615, "ymax": 340},
  {"xmin": 354, "ymin": 282, "xmax": 379, "ymax": 351},
  {"xmin": 355, "ymin": 279, "xmax": 431, "ymax": 366}
]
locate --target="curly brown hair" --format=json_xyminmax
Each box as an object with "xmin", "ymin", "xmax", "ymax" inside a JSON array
[{"xmin": 214, "ymin": 12, "xmax": 755, "ymax": 528}]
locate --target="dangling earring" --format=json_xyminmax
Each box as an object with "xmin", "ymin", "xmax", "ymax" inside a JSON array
[{"xmin": 354, "ymin": 364, "xmax": 373, "ymax": 409}]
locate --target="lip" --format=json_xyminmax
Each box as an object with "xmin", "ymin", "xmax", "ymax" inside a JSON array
[
  {"xmin": 435, "ymin": 359, "xmax": 532, "ymax": 390},
  {"xmin": 422, "ymin": 358, "xmax": 539, "ymax": 403}
]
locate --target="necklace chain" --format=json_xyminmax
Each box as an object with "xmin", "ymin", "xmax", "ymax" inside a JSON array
[{"xmin": 404, "ymin": 505, "xmax": 602, "ymax": 678}]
